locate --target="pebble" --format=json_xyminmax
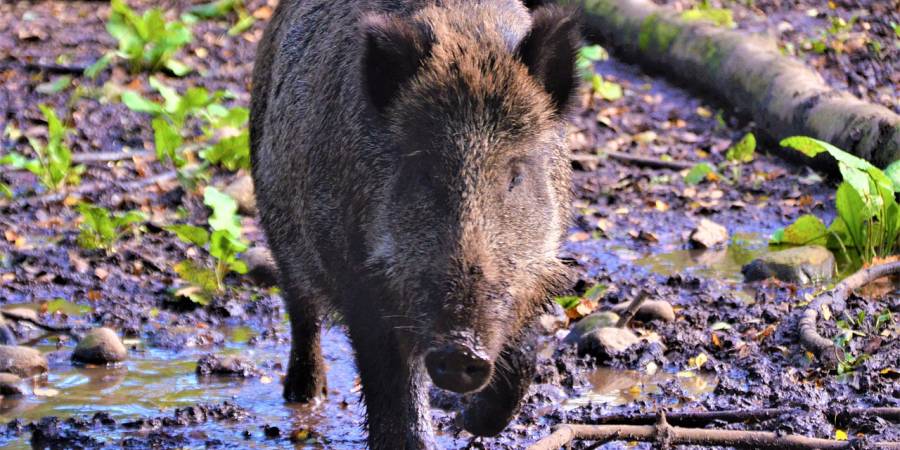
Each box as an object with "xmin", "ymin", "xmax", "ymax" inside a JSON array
[
  {"xmin": 0, "ymin": 345, "xmax": 48, "ymax": 377},
  {"xmin": 73, "ymin": 328, "xmax": 128, "ymax": 364},
  {"xmin": 611, "ymin": 300, "xmax": 676, "ymax": 323},
  {"xmin": 742, "ymin": 245, "xmax": 835, "ymax": 284},
  {"xmin": 689, "ymin": 219, "xmax": 729, "ymax": 248}
]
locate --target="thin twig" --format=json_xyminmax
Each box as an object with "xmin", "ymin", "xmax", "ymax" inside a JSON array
[
  {"xmin": 2, "ymin": 310, "xmax": 73, "ymax": 334},
  {"xmin": 0, "ymin": 170, "xmax": 178, "ymax": 209},
  {"xmin": 0, "ymin": 60, "xmax": 90, "ymax": 75},
  {"xmin": 606, "ymin": 151, "xmax": 696, "ymax": 171},
  {"xmin": 528, "ymin": 421, "xmax": 900, "ymax": 450},
  {"xmin": 800, "ymin": 260, "xmax": 900, "ymax": 364},
  {"xmin": 573, "ymin": 407, "xmax": 900, "ymax": 428},
  {"xmin": 71, "ymin": 150, "xmax": 155, "ymax": 164},
  {"xmin": 615, "ymin": 290, "xmax": 649, "ymax": 328}
]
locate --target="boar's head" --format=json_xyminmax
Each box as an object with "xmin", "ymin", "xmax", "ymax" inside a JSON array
[{"xmin": 362, "ymin": 2, "xmax": 578, "ymax": 394}]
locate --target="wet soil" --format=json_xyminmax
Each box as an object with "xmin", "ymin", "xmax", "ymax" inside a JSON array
[{"xmin": 1, "ymin": 1, "xmax": 898, "ymax": 449}]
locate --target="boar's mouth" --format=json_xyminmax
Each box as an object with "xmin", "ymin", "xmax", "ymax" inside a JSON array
[{"xmin": 424, "ymin": 341, "xmax": 493, "ymax": 394}]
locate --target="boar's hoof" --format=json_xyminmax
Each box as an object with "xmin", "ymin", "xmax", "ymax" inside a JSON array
[{"xmin": 424, "ymin": 344, "xmax": 492, "ymax": 394}]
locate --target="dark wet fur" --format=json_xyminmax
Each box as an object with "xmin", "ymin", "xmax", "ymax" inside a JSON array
[{"xmin": 250, "ymin": 0, "xmax": 579, "ymax": 448}]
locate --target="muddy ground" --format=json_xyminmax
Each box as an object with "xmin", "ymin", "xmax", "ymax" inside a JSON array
[{"xmin": 0, "ymin": 1, "xmax": 898, "ymax": 449}]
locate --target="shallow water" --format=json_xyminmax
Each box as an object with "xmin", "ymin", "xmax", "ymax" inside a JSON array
[{"xmin": 0, "ymin": 328, "xmax": 372, "ymax": 449}]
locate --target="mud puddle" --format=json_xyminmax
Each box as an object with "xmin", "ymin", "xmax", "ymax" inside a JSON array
[{"xmin": 0, "ymin": 328, "xmax": 377, "ymax": 449}]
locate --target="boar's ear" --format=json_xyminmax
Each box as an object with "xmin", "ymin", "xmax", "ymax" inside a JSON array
[
  {"xmin": 517, "ymin": 6, "xmax": 580, "ymax": 114},
  {"xmin": 361, "ymin": 14, "xmax": 434, "ymax": 113}
]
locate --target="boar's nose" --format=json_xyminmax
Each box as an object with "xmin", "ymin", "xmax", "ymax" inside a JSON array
[{"xmin": 425, "ymin": 344, "xmax": 492, "ymax": 394}]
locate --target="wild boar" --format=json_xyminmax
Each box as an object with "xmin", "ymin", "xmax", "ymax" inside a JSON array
[{"xmin": 250, "ymin": 1, "xmax": 578, "ymax": 447}]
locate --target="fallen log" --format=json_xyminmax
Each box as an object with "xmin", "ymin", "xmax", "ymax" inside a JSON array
[{"xmin": 558, "ymin": 0, "xmax": 900, "ymax": 167}]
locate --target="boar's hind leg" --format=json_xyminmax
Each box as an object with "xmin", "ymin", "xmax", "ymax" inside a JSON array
[
  {"xmin": 460, "ymin": 329, "xmax": 538, "ymax": 437},
  {"xmin": 283, "ymin": 288, "xmax": 327, "ymax": 402},
  {"xmin": 347, "ymin": 320, "xmax": 436, "ymax": 450}
]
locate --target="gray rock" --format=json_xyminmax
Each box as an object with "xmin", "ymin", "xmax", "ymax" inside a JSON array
[
  {"xmin": 73, "ymin": 328, "xmax": 127, "ymax": 364},
  {"xmin": 689, "ymin": 219, "xmax": 729, "ymax": 249},
  {"xmin": 0, "ymin": 315, "xmax": 15, "ymax": 345},
  {"xmin": 0, "ymin": 372, "xmax": 24, "ymax": 396},
  {"xmin": 242, "ymin": 247, "xmax": 279, "ymax": 287},
  {"xmin": 223, "ymin": 174, "xmax": 257, "ymax": 216},
  {"xmin": 0, "ymin": 345, "xmax": 48, "ymax": 377},
  {"xmin": 742, "ymin": 245, "xmax": 835, "ymax": 284},
  {"xmin": 577, "ymin": 327, "xmax": 640, "ymax": 358},
  {"xmin": 611, "ymin": 300, "xmax": 676, "ymax": 323},
  {"xmin": 564, "ymin": 311, "xmax": 620, "ymax": 344},
  {"xmin": 3, "ymin": 308, "xmax": 39, "ymax": 323},
  {"xmin": 196, "ymin": 354, "xmax": 261, "ymax": 377}
]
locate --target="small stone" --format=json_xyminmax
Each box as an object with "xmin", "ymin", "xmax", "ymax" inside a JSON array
[
  {"xmin": 0, "ymin": 372, "xmax": 24, "ymax": 396},
  {"xmin": 242, "ymin": 247, "xmax": 279, "ymax": 287},
  {"xmin": 538, "ymin": 313, "xmax": 568, "ymax": 334},
  {"xmin": 223, "ymin": 174, "xmax": 257, "ymax": 216},
  {"xmin": 0, "ymin": 345, "xmax": 48, "ymax": 377},
  {"xmin": 73, "ymin": 328, "xmax": 127, "ymax": 364},
  {"xmin": 689, "ymin": 219, "xmax": 729, "ymax": 249},
  {"xmin": 564, "ymin": 311, "xmax": 620, "ymax": 344},
  {"xmin": 3, "ymin": 308, "xmax": 39, "ymax": 323},
  {"xmin": 0, "ymin": 315, "xmax": 15, "ymax": 345},
  {"xmin": 578, "ymin": 327, "xmax": 640, "ymax": 358},
  {"xmin": 742, "ymin": 245, "xmax": 835, "ymax": 284},
  {"xmin": 611, "ymin": 300, "xmax": 675, "ymax": 323},
  {"xmin": 196, "ymin": 354, "xmax": 261, "ymax": 377}
]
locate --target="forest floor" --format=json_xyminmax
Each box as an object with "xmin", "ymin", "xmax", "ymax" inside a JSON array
[{"xmin": 0, "ymin": 0, "xmax": 897, "ymax": 449}]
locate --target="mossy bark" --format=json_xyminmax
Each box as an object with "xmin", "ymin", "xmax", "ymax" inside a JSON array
[{"xmin": 562, "ymin": 0, "xmax": 900, "ymax": 167}]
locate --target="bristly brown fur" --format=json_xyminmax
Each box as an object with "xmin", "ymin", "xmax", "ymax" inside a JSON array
[{"xmin": 251, "ymin": 1, "xmax": 579, "ymax": 448}]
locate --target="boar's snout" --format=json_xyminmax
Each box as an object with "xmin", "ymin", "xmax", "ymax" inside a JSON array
[{"xmin": 424, "ymin": 344, "xmax": 492, "ymax": 393}]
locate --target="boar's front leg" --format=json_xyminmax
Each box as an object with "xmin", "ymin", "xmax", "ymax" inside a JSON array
[
  {"xmin": 283, "ymin": 287, "xmax": 327, "ymax": 402},
  {"xmin": 460, "ymin": 327, "xmax": 538, "ymax": 437},
  {"xmin": 346, "ymin": 316, "xmax": 436, "ymax": 450}
]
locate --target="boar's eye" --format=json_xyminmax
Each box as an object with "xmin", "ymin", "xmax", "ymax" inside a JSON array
[
  {"xmin": 417, "ymin": 169, "xmax": 434, "ymax": 189},
  {"xmin": 508, "ymin": 172, "xmax": 524, "ymax": 191}
]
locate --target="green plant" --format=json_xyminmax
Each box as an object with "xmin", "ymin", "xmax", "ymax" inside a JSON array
[
  {"xmin": 576, "ymin": 45, "xmax": 608, "ymax": 80},
  {"xmin": 76, "ymin": 203, "xmax": 146, "ymax": 252},
  {"xmin": 166, "ymin": 186, "xmax": 248, "ymax": 303},
  {"xmin": 771, "ymin": 137, "xmax": 900, "ymax": 265},
  {"xmin": 682, "ymin": 133, "xmax": 755, "ymax": 186},
  {"xmin": 0, "ymin": 105, "xmax": 84, "ymax": 192},
  {"xmin": 832, "ymin": 309, "xmax": 894, "ymax": 375},
  {"xmin": 185, "ymin": 0, "xmax": 255, "ymax": 36},
  {"xmin": 122, "ymin": 78, "xmax": 249, "ymax": 176},
  {"xmin": 88, "ymin": 0, "xmax": 192, "ymax": 77},
  {"xmin": 576, "ymin": 45, "xmax": 622, "ymax": 102}
]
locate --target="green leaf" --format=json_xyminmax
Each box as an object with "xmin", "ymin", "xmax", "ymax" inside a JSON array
[
  {"xmin": 152, "ymin": 117, "xmax": 184, "ymax": 167},
  {"xmin": 591, "ymin": 74, "xmax": 623, "ymax": 101},
  {"xmin": 835, "ymin": 181, "xmax": 867, "ymax": 253},
  {"xmin": 684, "ymin": 162, "xmax": 716, "ymax": 185},
  {"xmin": 0, "ymin": 182, "xmax": 12, "ymax": 199},
  {"xmin": 772, "ymin": 214, "xmax": 827, "ymax": 246},
  {"xmin": 725, "ymin": 133, "xmax": 756, "ymax": 163},
  {"xmin": 579, "ymin": 45, "xmax": 607, "ymax": 62},
  {"xmin": 554, "ymin": 295, "xmax": 581, "ymax": 310},
  {"xmin": 164, "ymin": 59, "xmax": 191, "ymax": 77},
  {"xmin": 204, "ymin": 186, "xmax": 242, "ymax": 236},
  {"xmin": 122, "ymin": 91, "xmax": 164, "ymax": 115},
  {"xmin": 228, "ymin": 15, "xmax": 255, "ymax": 36},
  {"xmin": 165, "ymin": 224, "xmax": 210, "ymax": 247},
  {"xmin": 884, "ymin": 159, "xmax": 900, "ymax": 193},
  {"xmin": 85, "ymin": 53, "xmax": 114, "ymax": 79},
  {"xmin": 174, "ymin": 260, "xmax": 219, "ymax": 294},
  {"xmin": 36, "ymin": 76, "xmax": 72, "ymax": 94}
]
